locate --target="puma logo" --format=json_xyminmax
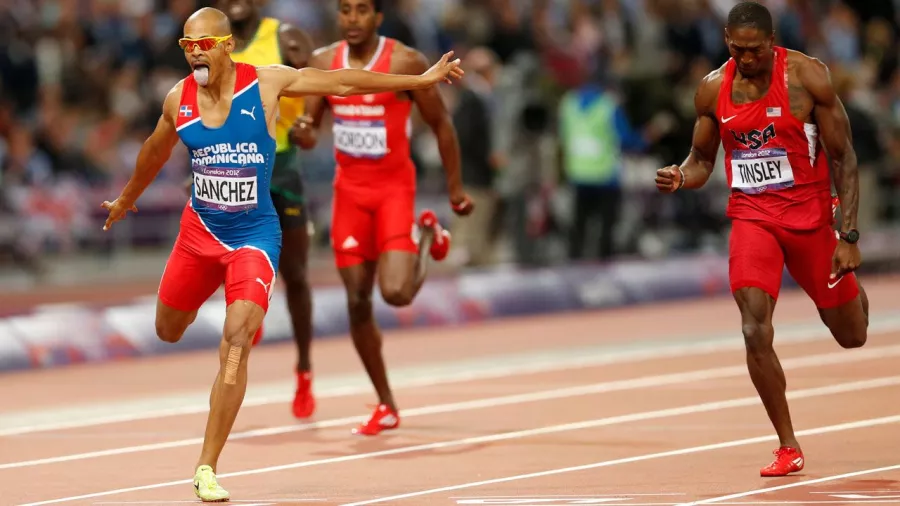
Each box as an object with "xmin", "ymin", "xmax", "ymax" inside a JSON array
[
  {"xmin": 241, "ymin": 106, "xmax": 256, "ymax": 121},
  {"xmin": 255, "ymin": 277, "xmax": 270, "ymax": 293}
]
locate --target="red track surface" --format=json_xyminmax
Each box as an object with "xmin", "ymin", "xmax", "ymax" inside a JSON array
[{"xmin": 2, "ymin": 275, "xmax": 900, "ymax": 506}]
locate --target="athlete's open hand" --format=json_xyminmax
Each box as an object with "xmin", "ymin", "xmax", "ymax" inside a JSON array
[
  {"xmin": 422, "ymin": 51, "xmax": 464, "ymax": 86},
  {"xmin": 450, "ymin": 192, "xmax": 474, "ymax": 216},
  {"xmin": 831, "ymin": 239, "xmax": 861, "ymax": 281},
  {"xmin": 655, "ymin": 165, "xmax": 683, "ymax": 192},
  {"xmin": 101, "ymin": 198, "xmax": 138, "ymax": 231}
]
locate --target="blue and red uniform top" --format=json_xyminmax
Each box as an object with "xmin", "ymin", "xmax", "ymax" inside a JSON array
[{"xmin": 175, "ymin": 62, "xmax": 281, "ymax": 271}]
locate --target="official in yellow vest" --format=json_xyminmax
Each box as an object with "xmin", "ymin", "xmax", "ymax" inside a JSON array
[{"xmin": 217, "ymin": 0, "xmax": 317, "ymax": 420}]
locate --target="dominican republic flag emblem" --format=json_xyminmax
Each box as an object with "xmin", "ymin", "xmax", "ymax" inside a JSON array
[
  {"xmin": 766, "ymin": 106, "xmax": 781, "ymax": 117},
  {"xmin": 179, "ymin": 105, "xmax": 193, "ymax": 118}
]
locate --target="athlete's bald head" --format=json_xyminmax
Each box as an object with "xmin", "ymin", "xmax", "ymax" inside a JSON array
[
  {"xmin": 181, "ymin": 7, "xmax": 236, "ymax": 89},
  {"xmin": 184, "ymin": 7, "xmax": 233, "ymax": 38}
]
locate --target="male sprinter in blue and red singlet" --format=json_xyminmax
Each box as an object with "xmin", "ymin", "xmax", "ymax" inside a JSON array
[
  {"xmin": 291, "ymin": 0, "xmax": 474, "ymax": 436},
  {"xmin": 101, "ymin": 6, "xmax": 464, "ymax": 501},
  {"xmin": 655, "ymin": 1, "xmax": 868, "ymax": 477}
]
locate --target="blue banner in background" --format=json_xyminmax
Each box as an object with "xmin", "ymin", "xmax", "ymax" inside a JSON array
[
  {"xmin": 1, "ymin": 226, "xmax": 899, "ymax": 374},
  {"xmin": 0, "ymin": 253, "xmax": 733, "ymax": 373}
]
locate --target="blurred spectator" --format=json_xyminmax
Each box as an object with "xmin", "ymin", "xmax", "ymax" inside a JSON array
[
  {"xmin": 1, "ymin": 0, "xmax": 900, "ymax": 276},
  {"xmin": 558, "ymin": 75, "xmax": 671, "ymax": 260},
  {"xmin": 449, "ymin": 47, "xmax": 502, "ymax": 267}
]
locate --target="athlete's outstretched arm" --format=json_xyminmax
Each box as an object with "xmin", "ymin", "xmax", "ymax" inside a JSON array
[
  {"xmin": 403, "ymin": 49, "xmax": 470, "ymax": 213},
  {"xmin": 289, "ymin": 49, "xmax": 331, "ymax": 150},
  {"xmin": 802, "ymin": 58, "xmax": 858, "ymax": 233},
  {"xmin": 102, "ymin": 85, "xmax": 182, "ymax": 230},
  {"xmin": 656, "ymin": 74, "xmax": 721, "ymax": 192},
  {"xmin": 265, "ymin": 51, "xmax": 463, "ymax": 99}
]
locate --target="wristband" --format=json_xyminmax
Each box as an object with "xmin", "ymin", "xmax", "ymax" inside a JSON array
[{"xmin": 677, "ymin": 167, "xmax": 686, "ymax": 190}]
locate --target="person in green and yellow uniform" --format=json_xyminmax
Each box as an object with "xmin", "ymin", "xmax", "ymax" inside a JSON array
[{"xmin": 217, "ymin": 0, "xmax": 317, "ymax": 419}]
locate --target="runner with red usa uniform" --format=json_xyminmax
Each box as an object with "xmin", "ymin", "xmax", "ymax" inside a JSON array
[
  {"xmin": 100, "ymin": 6, "xmax": 464, "ymax": 500},
  {"xmin": 292, "ymin": 0, "xmax": 473, "ymax": 435},
  {"xmin": 655, "ymin": 1, "xmax": 869, "ymax": 477}
]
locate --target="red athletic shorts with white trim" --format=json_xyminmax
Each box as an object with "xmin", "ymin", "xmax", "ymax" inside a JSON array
[
  {"xmin": 330, "ymin": 183, "xmax": 418, "ymax": 268},
  {"xmin": 157, "ymin": 206, "xmax": 276, "ymax": 312},
  {"xmin": 728, "ymin": 219, "xmax": 859, "ymax": 309}
]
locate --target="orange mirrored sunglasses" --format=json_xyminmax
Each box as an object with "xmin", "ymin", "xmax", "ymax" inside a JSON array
[{"xmin": 178, "ymin": 34, "xmax": 232, "ymax": 52}]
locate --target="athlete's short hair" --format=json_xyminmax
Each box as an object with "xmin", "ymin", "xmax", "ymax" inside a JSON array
[
  {"xmin": 337, "ymin": 0, "xmax": 383, "ymax": 12},
  {"xmin": 727, "ymin": 1, "xmax": 774, "ymax": 36}
]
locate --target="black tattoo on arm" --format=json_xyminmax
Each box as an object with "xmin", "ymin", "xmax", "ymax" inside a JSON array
[{"xmin": 801, "ymin": 58, "xmax": 858, "ymax": 230}]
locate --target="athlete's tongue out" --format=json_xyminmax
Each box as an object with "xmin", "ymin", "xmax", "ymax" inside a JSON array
[{"xmin": 193, "ymin": 64, "xmax": 210, "ymax": 86}]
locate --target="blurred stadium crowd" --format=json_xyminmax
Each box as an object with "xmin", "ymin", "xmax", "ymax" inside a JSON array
[{"xmin": 1, "ymin": 0, "xmax": 899, "ymax": 276}]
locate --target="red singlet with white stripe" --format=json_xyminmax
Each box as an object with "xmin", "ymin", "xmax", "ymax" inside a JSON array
[
  {"xmin": 325, "ymin": 36, "xmax": 415, "ymax": 189},
  {"xmin": 717, "ymin": 46, "xmax": 832, "ymax": 230}
]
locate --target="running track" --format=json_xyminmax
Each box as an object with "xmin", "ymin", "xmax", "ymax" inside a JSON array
[{"xmin": 2, "ymin": 275, "xmax": 900, "ymax": 505}]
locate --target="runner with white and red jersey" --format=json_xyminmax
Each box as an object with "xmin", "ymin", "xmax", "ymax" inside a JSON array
[
  {"xmin": 293, "ymin": 0, "xmax": 473, "ymax": 435},
  {"xmin": 655, "ymin": 1, "xmax": 869, "ymax": 477},
  {"xmin": 329, "ymin": 36, "xmax": 416, "ymax": 187}
]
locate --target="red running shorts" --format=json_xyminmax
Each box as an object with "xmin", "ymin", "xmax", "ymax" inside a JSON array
[
  {"xmin": 728, "ymin": 219, "xmax": 859, "ymax": 309},
  {"xmin": 330, "ymin": 184, "xmax": 419, "ymax": 269},
  {"xmin": 157, "ymin": 205, "xmax": 277, "ymax": 312}
]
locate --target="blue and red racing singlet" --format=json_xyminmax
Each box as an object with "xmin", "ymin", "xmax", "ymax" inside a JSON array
[{"xmin": 175, "ymin": 62, "xmax": 281, "ymax": 270}]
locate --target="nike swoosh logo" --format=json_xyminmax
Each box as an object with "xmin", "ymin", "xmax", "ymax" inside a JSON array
[
  {"xmin": 721, "ymin": 115, "xmax": 738, "ymax": 123},
  {"xmin": 828, "ymin": 276, "xmax": 844, "ymax": 289}
]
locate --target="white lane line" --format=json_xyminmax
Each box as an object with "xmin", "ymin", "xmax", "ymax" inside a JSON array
[
  {"xmin": 92, "ymin": 501, "xmax": 325, "ymax": 505},
  {"xmin": 339, "ymin": 415, "xmax": 900, "ymax": 506},
  {"xmin": 446, "ymin": 502, "xmax": 900, "ymax": 505},
  {"xmin": 5, "ymin": 341, "xmax": 900, "ymax": 470},
  {"xmin": 675, "ymin": 465, "xmax": 900, "ymax": 505},
  {"xmin": 16, "ymin": 377, "xmax": 900, "ymax": 506},
  {"xmin": 5, "ymin": 314, "xmax": 900, "ymax": 437}
]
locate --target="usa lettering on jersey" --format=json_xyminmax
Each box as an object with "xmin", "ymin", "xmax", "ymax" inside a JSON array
[
  {"xmin": 333, "ymin": 118, "xmax": 388, "ymax": 159},
  {"xmin": 191, "ymin": 142, "xmax": 265, "ymax": 167},
  {"xmin": 728, "ymin": 123, "xmax": 795, "ymax": 194},
  {"xmin": 193, "ymin": 166, "xmax": 259, "ymax": 212},
  {"xmin": 730, "ymin": 123, "xmax": 776, "ymax": 150}
]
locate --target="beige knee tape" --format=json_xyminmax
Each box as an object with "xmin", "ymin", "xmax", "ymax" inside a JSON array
[{"xmin": 224, "ymin": 345, "xmax": 243, "ymax": 385}]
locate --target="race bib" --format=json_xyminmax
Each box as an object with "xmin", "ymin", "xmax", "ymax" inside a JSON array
[
  {"xmin": 730, "ymin": 148, "xmax": 795, "ymax": 194},
  {"xmin": 333, "ymin": 118, "xmax": 388, "ymax": 159},
  {"xmin": 193, "ymin": 166, "xmax": 258, "ymax": 212}
]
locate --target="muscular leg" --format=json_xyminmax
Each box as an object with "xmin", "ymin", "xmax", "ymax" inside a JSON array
[
  {"xmin": 279, "ymin": 226, "xmax": 312, "ymax": 371},
  {"xmin": 155, "ymin": 300, "xmax": 198, "ymax": 343},
  {"xmin": 378, "ymin": 228, "xmax": 436, "ymax": 307},
  {"xmin": 819, "ymin": 277, "xmax": 868, "ymax": 349},
  {"xmin": 783, "ymin": 226, "xmax": 868, "ymax": 350},
  {"xmin": 734, "ymin": 287, "xmax": 800, "ymax": 450},
  {"xmin": 155, "ymin": 232, "xmax": 223, "ymax": 345},
  {"xmin": 340, "ymin": 260, "xmax": 397, "ymax": 411},
  {"xmin": 196, "ymin": 299, "xmax": 265, "ymax": 472}
]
